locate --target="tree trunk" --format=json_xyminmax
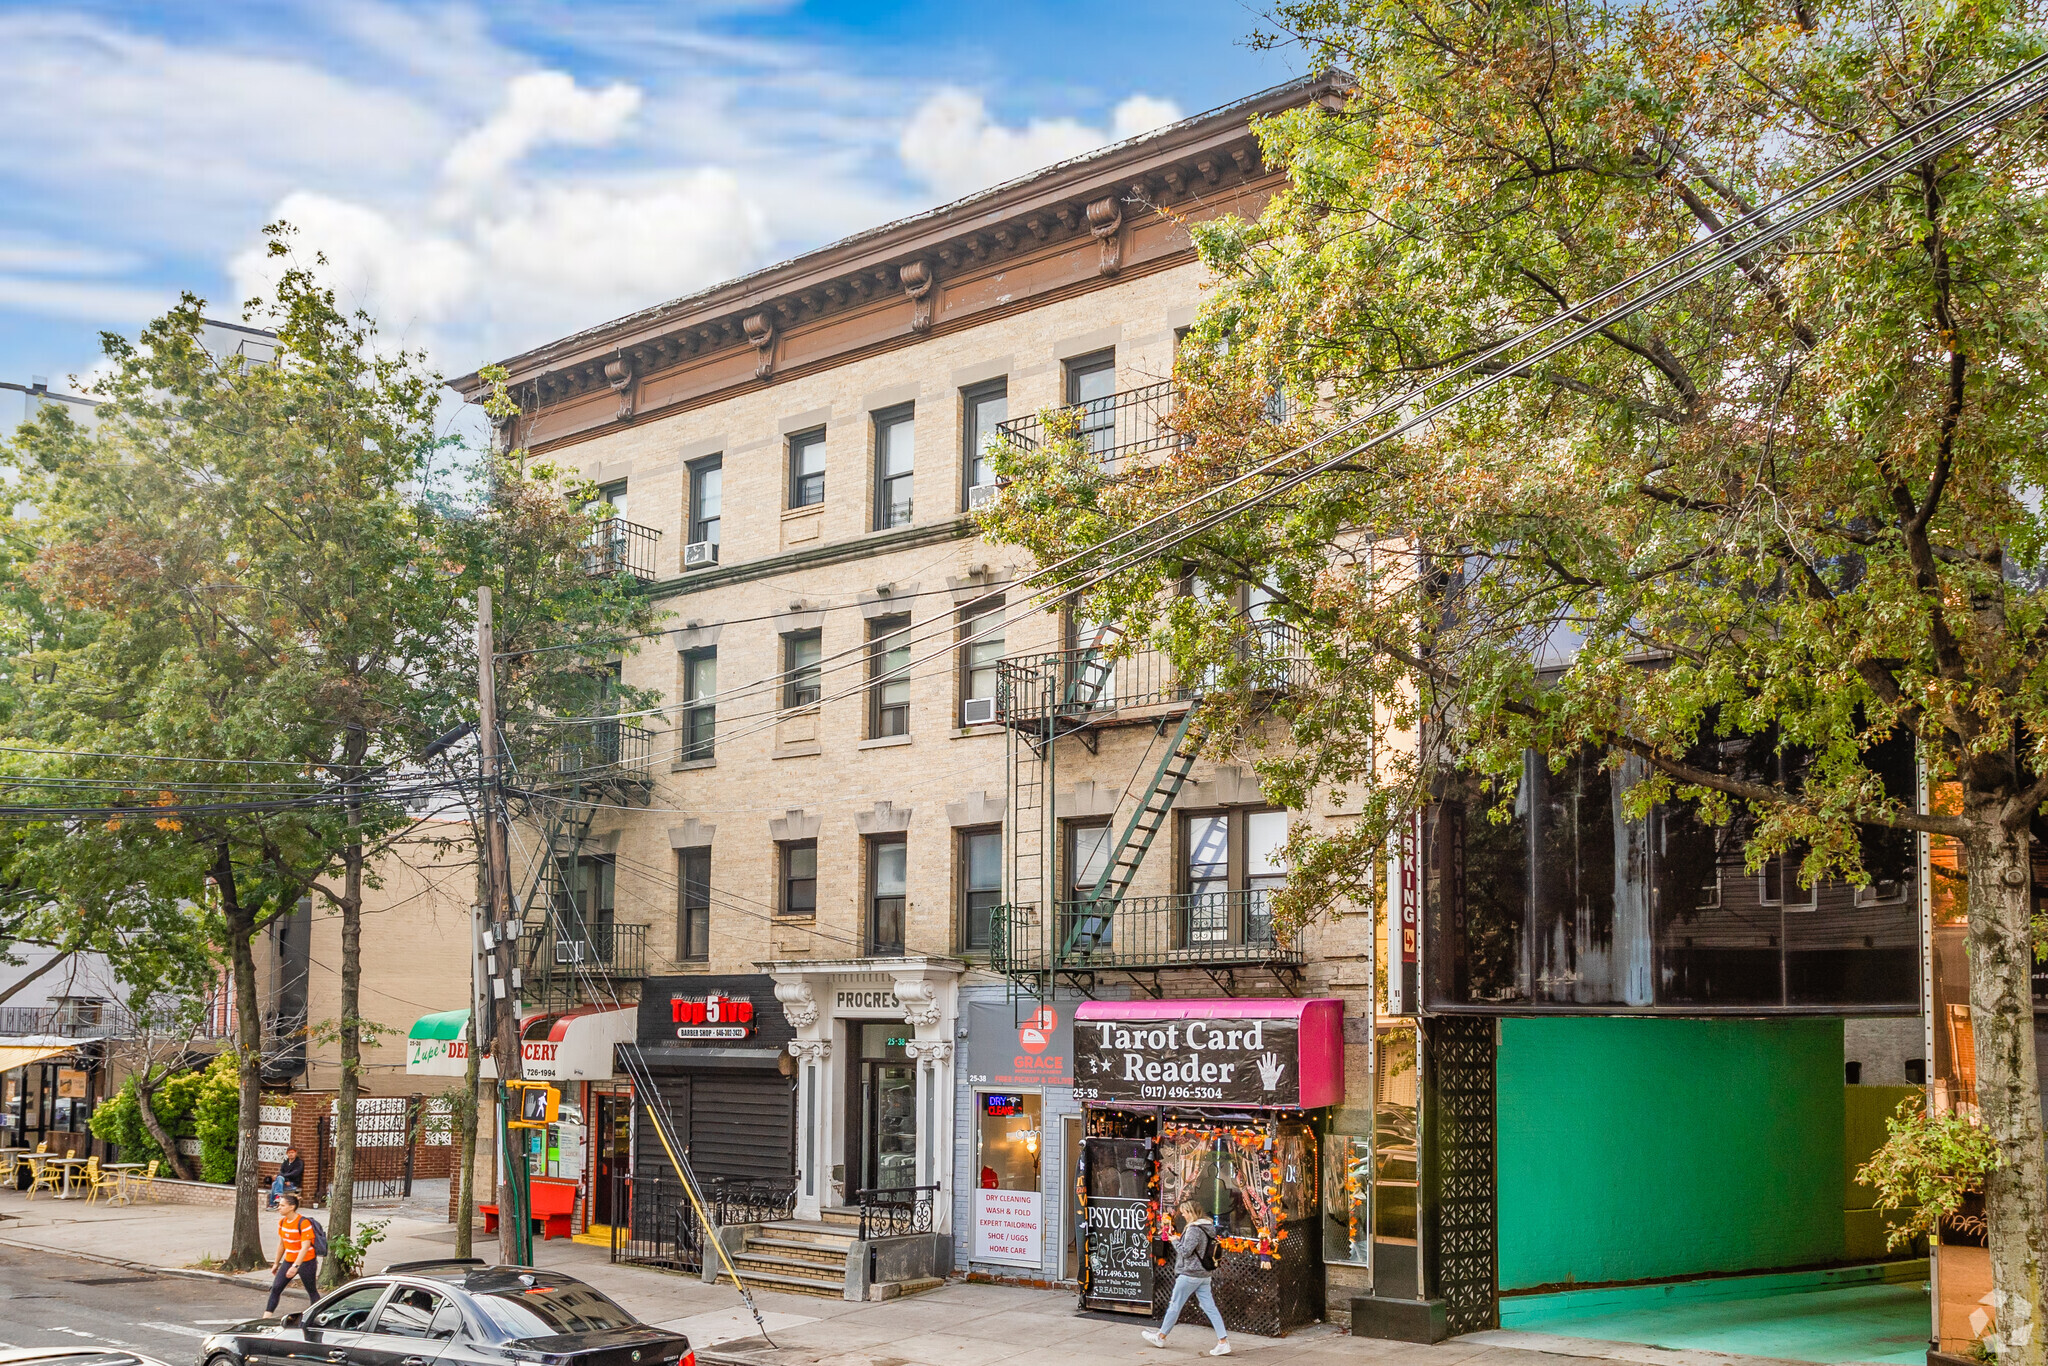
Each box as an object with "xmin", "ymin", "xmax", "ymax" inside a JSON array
[
  {"xmin": 324, "ymin": 768, "xmax": 366, "ymax": 1291},
  {"xmin": 136, "ymin": 1069, "xmax": 195, "ymax": 1182},
  {"xmin": 217, "ymin": 843, "xmax": 269, "ymax": 1274},
  {"xmin": 1963, "ymin": 806, "xmax": 2048, "ymax": 1363}
]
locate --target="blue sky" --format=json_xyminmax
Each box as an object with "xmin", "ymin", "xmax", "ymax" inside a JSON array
[{"xmin": 0, "ymin": 1, "xmax": 1297, "ymax": 401}]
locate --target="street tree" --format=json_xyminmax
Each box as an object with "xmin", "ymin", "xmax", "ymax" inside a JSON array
[
  {"xmin": 2, "ymin": 240, "xmax": 656, "ymax": 1273},
  {"xmin": 986, "ymin": 0, "xmax": 2048, "ymax": 1354}
]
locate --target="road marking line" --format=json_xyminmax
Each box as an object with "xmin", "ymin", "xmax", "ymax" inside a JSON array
[
  {"xmin": 50, "ymin": 1327, "xmax": 98, "ymax": 1338},
  {"xmin": 138, "ymin": 1322, "xmax": 211, "ymax": 1339},
  {"xmin": 193, "ymin": 1320, "xmax": 245, "ymax": 1325}
]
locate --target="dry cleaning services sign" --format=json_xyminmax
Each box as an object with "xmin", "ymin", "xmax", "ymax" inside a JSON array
[{"xmin": 1073, "ymin": 1014, "xmax": 1302, "ymax": 1107}]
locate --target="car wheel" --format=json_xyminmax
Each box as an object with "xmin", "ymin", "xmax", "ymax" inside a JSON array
[{"xmin": 205, "ymin": 1352, "xmax": 240, "ymax": 1366}]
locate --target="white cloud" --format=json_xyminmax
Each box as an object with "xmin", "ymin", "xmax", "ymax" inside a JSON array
[
  {"xmin": 230, "ymin": 75, "xmax": 769, "ymax": 366},
  {"xmin": 899, "ymin": 87, "xmax": 1184, "ymax": 199},
  {"xmin": 439, "ymin": 71, "xmax": 643, "ymax": 211}
]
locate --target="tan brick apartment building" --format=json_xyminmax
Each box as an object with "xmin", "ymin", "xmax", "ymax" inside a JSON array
[{"xmin": 453, "ymin": 71, "xmax": 1400, "ymax": 1331}]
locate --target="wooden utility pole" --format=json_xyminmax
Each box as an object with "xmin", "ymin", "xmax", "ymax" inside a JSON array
[{"xmin": 477, "ymin": 586, "xmax": 525, "ymax": 1265}]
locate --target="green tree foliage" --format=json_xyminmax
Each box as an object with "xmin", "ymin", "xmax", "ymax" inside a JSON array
[
  {"xmin": 1859, "ymin": 1096, "xmax": 1999, "ymax": 1251},
  {"xmin": 88, "ymin": 1052, "xmax": 240, "ymax": 1182},
  {"xmin": 0, "ymin": 229, "xmax": 658, "ymax": 1271},
  {"xmin": 986, "ymin": 0, "xmax": 2048, "ymax": 1352}
]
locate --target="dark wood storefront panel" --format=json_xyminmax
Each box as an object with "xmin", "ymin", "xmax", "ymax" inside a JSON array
[{"xmin": 688, "ymin": 1070, "xmax": 795, "ymax": 1183}]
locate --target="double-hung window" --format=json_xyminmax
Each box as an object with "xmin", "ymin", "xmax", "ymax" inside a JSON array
[
  {"xmin": 780, "ymin": 840, "xmax": 817, "ymax": 917},
  {"xmin": 681, "ymin": 648, "xmax": 716, "ymax": 761},
  {"xmin": 960, "ymin": 827, "xmax": 1002, "ymax": 952},
  {"xmin": 1182, "ymin": 808, "xmax": 1288, "ymax": 946},
  {"xmin": 689, "ymin": 457, "xmax": 722, "ymax": 547},
  {"xmin": 783, "ymin": 630, "xmax": 822, "ymax": 708},
  {"xmin": 869, "ymin": 836, "xmax": 907, "ymax": 954},
  {"xmin": 869, "ymin": 614, "xmax": 911, "ymax": 737},
  {"xmin": 1065, "ymin": 351, "xmax": 1116, "ymax": 463},
  {"xmin": 677, "ymin": 848, "xmax": 710, "ymax": 962},
  {"xmin": 960, "ymin": 596, "xmax": 1004, "ymax": 722},
  {"xmin": 789, "ymin": 428, "xmax": 826, "ymax": 508},
  {"xmin": 874, "ymin": 405, "xmax": 915, "ymax": 529},
  {"xmin": 962, "ymin": 380, "xmax": 1007, "ymax": 499}
]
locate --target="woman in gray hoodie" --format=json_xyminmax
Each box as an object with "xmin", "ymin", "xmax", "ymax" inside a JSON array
[{"xmin": 1142, "ymin": 1203, "xmax": 1231, "ymax": 1356}]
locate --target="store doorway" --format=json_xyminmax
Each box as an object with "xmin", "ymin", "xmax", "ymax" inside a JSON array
[
  {"xmin": 592, "ymin": 1091, "xmax": 632, "ymax": 1227},
  {"xmin": 853, "ymin": 1023, "xmax": 917, "ymax": 1195},
  {"xmin": 1062, "ymin": 1116, "xmax": 1083, "ymax": 1280}
]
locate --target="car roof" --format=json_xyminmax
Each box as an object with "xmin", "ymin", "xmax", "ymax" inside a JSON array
[{"xmin": 383, "ymin": 1264, "xmax": 597, "ymax": 1293}]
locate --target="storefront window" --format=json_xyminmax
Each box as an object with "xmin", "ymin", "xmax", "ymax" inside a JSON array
[
  {"xmin": 1373, "ymin": 1026, "xmax": 1419, "ymax": 1283},
  {"xmin": 977, "ymin": 1092, "xmax": 1042, "ymax": 1189},
  {"xmin": 1323, "ymin": 1134, "xmax": 1372, "ymax": 1266},
  {"xmin": 1158, "ymin": 1121, "xmax": 1272, "ymax": 1241}
]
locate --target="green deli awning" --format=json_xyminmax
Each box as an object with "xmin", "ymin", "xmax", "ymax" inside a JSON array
[{"xmin": 406, "ymin": 1009, "xmax": 494, "ymax": 1078}]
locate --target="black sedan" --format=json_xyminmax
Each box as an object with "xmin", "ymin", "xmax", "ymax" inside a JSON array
[{"xmin": 197, "ymin": 1261, "xmax": 693, "ymax": 1366}]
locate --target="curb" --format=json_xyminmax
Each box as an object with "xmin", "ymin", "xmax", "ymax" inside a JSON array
[{"xmin": 0, "ymin": 1234, "xmax": 271, "ymax": 1287}]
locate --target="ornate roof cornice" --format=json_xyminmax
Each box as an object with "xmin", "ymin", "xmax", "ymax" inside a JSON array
[{"xmin": 454, "ymin": 70, "xmax": 1352, "ymax": 451}]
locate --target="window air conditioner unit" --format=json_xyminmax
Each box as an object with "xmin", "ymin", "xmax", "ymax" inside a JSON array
[
  {"xmin": 962, "ymin": 697, "xmax": 999, "ymax": 726},
  {"xmin": 684, "ymin": 541, "xmax": 720, "ymax": 569},
  {"xmin": 967, "ymin": 483, "xmax": 998, "ymax": 510}
]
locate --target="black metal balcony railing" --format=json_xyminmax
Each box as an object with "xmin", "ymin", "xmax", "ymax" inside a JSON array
[
  {"xmin": 549, "ymin": 720, "xmax": 654, "ymax": 777},
  {"xmin": 991, "ymin": 890, "xmax": 1302, "ymax": 976},
  {"xmin": 585, "ymin": 516, "xmax": 662, "ymax": 581},
  {"xmin": 997, "ymin": 380, "xmax": 1183, "ymax": 471},
  {"xmin": 998, "ymin": 624, "xmax": 1310, "ymax": 726},
  {"xmin": 521, "ymin": 920, "xmax": 648, "ymax": 1008},
  {"xmin": 0, "ymin": 1004, "xmax": 125, "ymax": 1038}
]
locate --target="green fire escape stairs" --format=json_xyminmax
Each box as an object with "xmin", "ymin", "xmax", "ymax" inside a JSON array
[{"xmin": 1060, "ymin": 705, "xmax": 1208, "ymax": 957}]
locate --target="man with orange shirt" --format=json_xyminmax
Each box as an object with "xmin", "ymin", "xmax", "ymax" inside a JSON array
[{"xmin": 266, "ymin": 1192, "xmax": 320, "ymax": 1313}]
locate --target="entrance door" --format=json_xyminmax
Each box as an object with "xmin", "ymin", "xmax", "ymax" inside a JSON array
[
  {"xmin": 854, "ymin": 1023, "xmax": 917, "ymax": 1194},
  {"xmin": 1062, "ymin": 1116, "xmax": 1083, "ymax": 1280},
  {"xmin": 593, "ymin": 1092, "xmax": 632, "ymax": 1226},
  {"xmin": 1082, "ymin": 1136, "xmax": 1155, "ymax": 1310}
]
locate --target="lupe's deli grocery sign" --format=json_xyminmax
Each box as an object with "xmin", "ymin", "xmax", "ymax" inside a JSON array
[{"xmin": 1071, "ymin": 999, "xmax": 1345, "ymax": 1109}]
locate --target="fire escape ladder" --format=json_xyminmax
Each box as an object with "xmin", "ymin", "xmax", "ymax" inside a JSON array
[
  {"xmin": 1061, "ymin": 708, "xmax": 1207, "ymax": 956},
  {"xmin": 1059, "ymin": 624, "xmax": 1123, "ymax": 717}
]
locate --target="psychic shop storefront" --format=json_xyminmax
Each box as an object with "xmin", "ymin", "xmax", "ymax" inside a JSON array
[{"xmin": 1074, "ymin": 998, "xmax": 1344, "ymax": 1337}]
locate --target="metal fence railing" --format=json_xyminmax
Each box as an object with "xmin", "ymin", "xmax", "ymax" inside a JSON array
[
  {"xmin": 998, "ymin": 380, "xmax": 1183, "ymax": 471},
  {"xmin": 998, "ymin": 624, "xmax": 1311, "ymax": 727},
  {"xmin": 992, "ymin": 891, "xmax": 1302, "ymax": 976},
  {"xmin": 609, "ymin": 1173, "xmax": 799, "ymax": 1270},
  {"xmin": 856, "ymin": 1183, "xmax": 938, "ymax": 1240},
  {"xmin": 548, "ymin": 719, "xmax": 654, "ymax": 778},
  {"xmin": 585, "ymin": 516, "xmax": 662, "ymax": 581}
]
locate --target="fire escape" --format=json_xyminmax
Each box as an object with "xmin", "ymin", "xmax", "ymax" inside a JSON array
[
  {"xmin": 503, "ymin": 521, "xmax": 662, "ymax": 1010},
  {"xmin": 990, "ymin": 384, "xmax": 1308, "ymax": 1002}
]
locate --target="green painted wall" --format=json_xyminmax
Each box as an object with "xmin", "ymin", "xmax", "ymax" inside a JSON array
[{"xmin": 1496, "ymin": 1016, "xmax": 1847, "ymax": 1290}]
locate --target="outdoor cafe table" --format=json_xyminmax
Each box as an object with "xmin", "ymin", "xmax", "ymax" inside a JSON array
[
  {"xmin": 105, "ymin": 1162, "xmax": 145, "ymax": 1201},
  {"xmin": 46, "ymin": 1155, "xmax": 88, "ymax": 1199}
]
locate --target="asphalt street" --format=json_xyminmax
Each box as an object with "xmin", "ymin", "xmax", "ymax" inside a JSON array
[{"xmin": 0, "ymin": 1246, "xmax": 287, "ymax": 1363}]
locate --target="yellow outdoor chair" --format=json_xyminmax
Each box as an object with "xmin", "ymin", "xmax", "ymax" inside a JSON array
[
  {"xmin": 85, "ymin": 1156, "xmax": 122, "ymax": 1205},
  {"xmin": 0, "ymin": 1151, "xmax": 18, "ymax": 1188},
  {"xmin": 25, "ymin": 1154, "xmax": 61, "ymax": 1199},
  {"xmin": 124, "ymin": 1159, "xmax": 160, "ymax": 1203}
]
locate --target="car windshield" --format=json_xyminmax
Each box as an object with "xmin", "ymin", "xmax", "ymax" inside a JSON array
[{"xmin": 471, "ymin": 1282, "xmax": 638, "ymax": 1337}]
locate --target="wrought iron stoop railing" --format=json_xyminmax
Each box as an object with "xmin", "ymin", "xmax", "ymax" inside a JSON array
[
  {"xmin": 993, "ymin": 623, "xmax": 1309, "ymax": 1000},
  {"xmin": 856, "ymin": 1183, "xmax": 939, "ymax": 1240}
]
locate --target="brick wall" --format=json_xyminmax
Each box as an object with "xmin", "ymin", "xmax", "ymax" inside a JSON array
[{"xmin": 255, "ymin": 1090, "xmax": 457, "ymax": 1204}]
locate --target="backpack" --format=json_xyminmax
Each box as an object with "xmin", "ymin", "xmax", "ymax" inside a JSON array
[
  {"xmin": 1192, "ymin": 1223, "xmax": 1219, "ymax": 1272},
  {"xmin": 308, "ymin": 1217, "xmax": 328, "ymax": 1257}
]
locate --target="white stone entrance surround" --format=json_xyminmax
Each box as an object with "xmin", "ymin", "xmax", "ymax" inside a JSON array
[{"xmin": 764, "ymin": 956, "xmax": 965, "ymax": 1228}]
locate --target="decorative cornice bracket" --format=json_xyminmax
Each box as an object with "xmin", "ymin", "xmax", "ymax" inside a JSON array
[
  {"xmin": 743, "ymin": 312, "xmax": 777, "ymax": 382},
  {"xmin": 899, "ymin": 258, "xmax": 937, "ymax": 335},
  {"xmin": 603, "ymin": 354, "xmax": 637, "ymax": 422},
  {"xmin": 1086, "ymin": 196, "xmax": 1125, "ymax": 278}
]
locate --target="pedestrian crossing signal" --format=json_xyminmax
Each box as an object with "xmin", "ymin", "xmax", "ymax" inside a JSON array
[{"xmin": 506, "ymin": 1080, "xmax": 558, "ymax": 1128}]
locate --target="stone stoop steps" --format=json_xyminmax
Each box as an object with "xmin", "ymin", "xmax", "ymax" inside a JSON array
[
  {"xmin": 726, "ymin": 1208, "xmax": 942, "ymax": 1301},
  {"xmin": 729, "ymin": 1212, "xmax": 860, "ymax": 1299}
]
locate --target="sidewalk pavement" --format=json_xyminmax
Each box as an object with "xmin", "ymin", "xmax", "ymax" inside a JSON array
[{"xmin": 0, "ymin": 1188, "xmax": 1840, "ymax": 1366}]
